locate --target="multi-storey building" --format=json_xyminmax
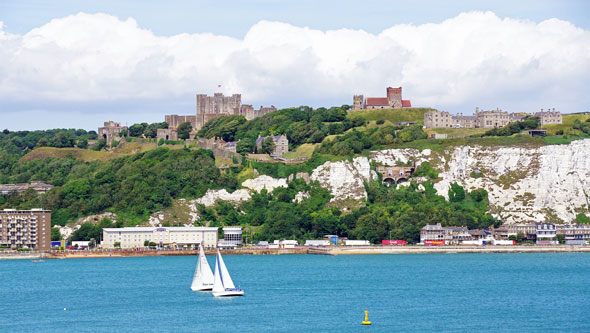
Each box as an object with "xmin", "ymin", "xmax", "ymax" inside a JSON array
[
  {"xmin": 424, "ymin": 107, "xmax": 560, "ymax": 129},
  {"xmin": 353, "ymin": 86, "xmax": 412, "ymax": 110},
  {"xmin": 0, "ymin": 209, "xmax": 51, "ymax": 250},
  {"xmin": 556, "ymin": 224, "xmax": 590, "ymax": 241},
  {"xmin": 535, "ymin": 108, "xmax": 562, "ymax": 126},
  {"xmin": 535, "ymin": 223, "xmax": 557, "ymax": 244},
  {"xmin": 222, "ymin": 227, "xmax": 243, "ymax": 246},
  {"xmin": 165, "ymin": 115, "xmax": 197, "ymax": 129},
  {"xmin": 505, "ymin": 223, "xmax": 537, "ymax": 240},
  {"xmin": 101, "ymin": 226, "xmax": 218, "ymax": 249},
  {"xmin": 239, "ymin": 105, "xmax": 277, "ymax": 120},
  {"xmin": 98, "ymin": 121, "xmax": 128, "ymax": 145},
  {"xmin": 256, "ymin": 135, "xmax": 289, "ymax": 156}
]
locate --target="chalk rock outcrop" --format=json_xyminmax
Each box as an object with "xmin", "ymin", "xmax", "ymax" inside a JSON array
[
  {"xmin": 195, "ymin": 189, "xmax": 252, "ymax": 207},
  {"xmin": 242, "ymin": 175, "xmax": 288, "ymax": 193},
  {"xmin": 311, "ymin": 157, "xmax": 376, "ymax": 201},
  {"xmin": 433, "ymin": 139, "xmax": 590, "ymax": 223}
]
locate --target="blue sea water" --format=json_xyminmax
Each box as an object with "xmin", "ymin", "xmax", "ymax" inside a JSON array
[{"xmin": 1, "ymin": 253, "xmax": 590, "ymax": 332}]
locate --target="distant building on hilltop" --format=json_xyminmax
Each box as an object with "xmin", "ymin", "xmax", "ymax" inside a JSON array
[
  {"xmin": 353, "ymin": 86, "xmax": 412, "ymax": 110},
  {"xmin": 535, "ymin": 108, "xmax": 562, "ymax": 126},
  {"xmin": 424, "ymin": 107, "xmax": 562, "ymax": 129},
  {"xmin": 98, "ymin": 121, "xmax": 128, "ymax": 145}
]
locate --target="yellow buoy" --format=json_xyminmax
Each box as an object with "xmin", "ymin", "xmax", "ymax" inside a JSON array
[{"xmin": 362, "ymin": 309, "xmax": 372, "ymax": 325}]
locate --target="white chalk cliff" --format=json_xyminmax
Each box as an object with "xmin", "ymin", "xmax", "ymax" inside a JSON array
[{"xmin": 312, "ymin": 139, "xmax": 590, "ymax": 224}]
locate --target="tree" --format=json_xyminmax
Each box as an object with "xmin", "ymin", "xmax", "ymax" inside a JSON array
[
  {"xmin": 93, "ymin": 138, "xmax": 107, "ymax": 151},
  {"xmin": 89, "ymin": 238, "xmax": 96, "ymax": 249},
  {"xmin": 556, "ymin": 234, "xmax": 565, "ymax": 244},
  {"xmin": 144, "ymin": 240, "xmax": 150, "ymax": 247},
  {"xmin": 448, "ymin": 183, "xmax": 466, "ymax": 202},
  {"xmin": 177, "ymin": 122, "xmax": 193, "ymax": 140},
  {"xmin": 119, "ymin": 129, "xmax": 128, "ymax": 138},
  {"xmin": 261, "ymin": 137, "xmax": 276, "ymax": 155},
  {"xmin": 236, "ymin": 138, "xmax": 255, "ymax": 154},
  {"xmin": 114, "ymin": 241, "xmax": 121, "ymax": 248},
  {"xmin": 76, "ymin": 137, "xmax": 88, "ymax": 149},
  {"xmin": 129, "ymin": 123, "xmax": 147, "ymax": 137},
  {"xmin": 51, "ymin": 227, "xmax": 62, "ymax": 241}
]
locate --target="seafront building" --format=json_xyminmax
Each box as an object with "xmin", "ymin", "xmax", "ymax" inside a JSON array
[
  {"xmin": 222, "ymin": 227, "xmax": 243, "ymax": 246},
  {"xmin": 0, "ymin": 209, "xmax": 51, "ymax": 250},
  {"xmin": 101, "ymin": 226, "xmax": 218, "ymax": 249},
  {"xmin": 256, "ymin": 135, "xmax": 289, "ymax": 156}
]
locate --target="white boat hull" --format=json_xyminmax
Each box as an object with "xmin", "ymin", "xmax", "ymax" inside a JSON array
[
  {"xmin": 213, "ymin": 289, "xmax": 244, "ymax": 297},
  {"xmin": 191, "ymin": 284, "xmax": 214, "ymax": 292}
]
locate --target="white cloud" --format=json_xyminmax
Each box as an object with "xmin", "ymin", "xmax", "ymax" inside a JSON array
[{"xmin": 0, "ymin": 10, "xmax": 588, "ymax": 127}]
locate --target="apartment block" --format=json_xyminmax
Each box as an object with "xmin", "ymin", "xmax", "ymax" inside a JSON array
[{"xmin": 0, "ymin": 209, "xmax": 51, "ymax": 250}]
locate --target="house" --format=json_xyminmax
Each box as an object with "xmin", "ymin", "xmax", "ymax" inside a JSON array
[
  {"xmin": 536, "ymin": 223, "xmax": 557, "ymax": 244},
  {"xmin": 256, "ymin": 135, "xmax": 289, "ymax": 156}
]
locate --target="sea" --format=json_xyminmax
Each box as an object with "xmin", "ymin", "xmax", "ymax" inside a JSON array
[{"xmin": 1, "ymin": 253, "xmax": 589, "ymax": 332}]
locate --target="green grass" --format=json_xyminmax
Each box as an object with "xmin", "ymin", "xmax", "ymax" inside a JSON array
[
  {"xmin": 543, "ymin": 113, "xmax": 590, "ymax": 135},
  {"xmin": 347, "ymin": 107, "xmax": 432, "ymax": 125},
  {"xmin": 19, "ymin": 142, "xmax": 179, "ymax": 163},
  {"xmin": 282, "ymin": 143, "xmax": 316, "ymax": 159},
  {"xmin": 425, "ymin": 127, "xmax": 488, "ymax": 138}
]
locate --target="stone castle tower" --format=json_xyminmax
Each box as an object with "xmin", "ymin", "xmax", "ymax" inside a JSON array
[
  {"xmin": 195, "ymin": 93, "xmax": 242, "ymax": 130},
  {"xmin": 386, "ymin": 87, "xmax": 402, "ymax": 108},
  {"xmin": 353, "ymin": 95, "xmax": 365, "ymax": 110}
]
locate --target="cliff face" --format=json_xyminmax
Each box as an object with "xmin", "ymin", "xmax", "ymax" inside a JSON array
[{"xmin": 311, "ymin": 139, "xmax": 590, "ymax": 224}]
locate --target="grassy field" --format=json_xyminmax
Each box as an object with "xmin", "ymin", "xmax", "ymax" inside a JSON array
[
  {"xmin": 282, "ymin": 143, "xmax": 316, "ymax": 159},
  {"xmin": 19, "ymin": 142, "xmax": 181, "ymax": 162},
  {"xmin": 543, "ymin": 113, "xmax": 590, "ymax": 135},
  {"xmin": 347, "ymin": 107, "xmax": 432, "ymax": 125},
  {"xmin": 425, "ymin": 127, "xmax": 488, "ymax": 138}
]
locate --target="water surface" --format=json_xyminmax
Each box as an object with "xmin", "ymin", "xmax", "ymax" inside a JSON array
[{"xmin": 1, "ymin": 253, "xmax": 589, "ymax": 332}]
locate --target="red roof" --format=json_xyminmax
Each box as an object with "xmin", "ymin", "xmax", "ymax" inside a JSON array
[
  {"xmin": 402, "ymin": 100, "xmax": 412, "ymax": 107},
  {"xmin": 365, "ymin": 97, "xmax": 389, "ymax": 106}
]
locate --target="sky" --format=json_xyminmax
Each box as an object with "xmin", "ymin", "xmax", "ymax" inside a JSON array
[{"xmin": 0, "ymin": 0, "xmax": 589, "ymax": 130}]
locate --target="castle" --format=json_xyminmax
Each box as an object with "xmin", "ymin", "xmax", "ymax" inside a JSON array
[
  {"xmin": 353, "ymin": 87, "xmax": 412, "ymax": 110},
  {"xmin": 155, "ymin": 93, "xmax": 276, "ymax": 142},
  {"xmin": 424, "ymin": 107, "xmax": 562, "ymax": 129}
]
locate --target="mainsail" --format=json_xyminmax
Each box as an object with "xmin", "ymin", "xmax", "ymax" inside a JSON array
[{"xmin": 191, "ymin": 245, "xmax": 214, "ymax": 291}]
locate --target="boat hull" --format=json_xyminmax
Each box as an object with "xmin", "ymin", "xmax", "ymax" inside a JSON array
[
  {"xmin": 191, "ymin": 285, "xmax": 213, "ymax": 292},
  {"xmin": 213, "ymin": 289, "xmax": 244, "ymax": 297}
]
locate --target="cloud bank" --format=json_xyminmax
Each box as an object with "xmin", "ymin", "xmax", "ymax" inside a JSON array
[{"xmin": 0, "ymin": 11, "xmax": 589, "ymax": 129}]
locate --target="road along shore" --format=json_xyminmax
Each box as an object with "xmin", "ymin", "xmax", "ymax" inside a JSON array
[{"xmin": 2, "ymin": 245, "xmax": 590, "ymax": 260}]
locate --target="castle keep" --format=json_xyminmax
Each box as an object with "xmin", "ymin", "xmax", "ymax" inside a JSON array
[{"xmin": 353, "ymin": 86, "xmax": 412, "ymax": 110}]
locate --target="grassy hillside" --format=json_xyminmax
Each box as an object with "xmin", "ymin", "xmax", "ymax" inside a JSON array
[
  {"xmin": 19, "ymin": 142, "xmax": 186, "ymax": 162},
  {"xmin": 544, "ymin": 113, "xmax": 590, "ymax": 135},
  {"xmin": 347, "ymin": 107, "xmax": 433, "ymax": 125}
]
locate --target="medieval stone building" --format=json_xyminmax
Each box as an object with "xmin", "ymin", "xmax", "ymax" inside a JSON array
[
  {"xmin": 353, "ymin": 86, "xmax": 412, "ymax": 110},
  {"xmin": 256, "ymin": 135, "xmax": 289, "ymax": 156},
  {"xmin": 98, "ymin": 121, "xmax": 128, "ymax": 145},
  {"xmin": 196, "ymin": 93, "xmax": 242, "ymax": 130},
  {"xmin": 239, "ymin": 105, "xmax": 277, "ymax": 121}
]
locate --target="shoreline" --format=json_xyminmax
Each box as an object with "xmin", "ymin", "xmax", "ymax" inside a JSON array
[{"xmin": 2, "ymin": 245, "xmax": 590, "ymax": 260}]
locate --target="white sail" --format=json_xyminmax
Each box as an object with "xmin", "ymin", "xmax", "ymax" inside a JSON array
[
  {"xmin": 217, "ymin": 250, "xmax": 236, "ymax": 289},
  {"xmin": 212, "ymin": 250, "xmax": 224, "ymax": 293},
  {"xmin": 191, "ymin": 245, "xmax": 214, "ymax": 291},
  {"xmin": 212, "ymin": 249, "xmax": 244, "ymax": 297}
]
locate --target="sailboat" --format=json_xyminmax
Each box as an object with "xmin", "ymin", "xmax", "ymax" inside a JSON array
[
  {"xmin": 190, "ymin": 245, "xmax": 215, "ymax": 291},
  {"xmin": 212, "ymin": 249, "xmax": 244, "ymax": 297}
]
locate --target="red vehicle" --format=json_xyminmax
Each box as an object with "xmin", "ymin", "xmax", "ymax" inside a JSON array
[
  {"xmin": 424, "ymin": 240, "xmax": 445, "ymax": 246},
  {"xmin": 382, "ymin": 240, "xmax": 407, "ymax": 246}
]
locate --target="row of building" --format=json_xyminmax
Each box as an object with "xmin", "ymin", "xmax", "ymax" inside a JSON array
[
  {"xmin": 0, "ymin": 182, "xmax": 54, "ymax": 195},
  {"xmin": 424, "ymin": 107, "xmax": 562, "ymax": 129},
  {"xmin": 420, "ymin": 223, "xmax": 590, "ymax": 245}
]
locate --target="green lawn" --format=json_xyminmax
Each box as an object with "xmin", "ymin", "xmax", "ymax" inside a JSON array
[
  {"xmin": 282, "ymin": 143, "xmax": 316, "ymax": 159},
  {"xmin": 347, "ymin": 107, "xmax": 432, "ymax": 125}
]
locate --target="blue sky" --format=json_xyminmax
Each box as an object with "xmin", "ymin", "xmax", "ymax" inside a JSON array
[{"xmin": 0, "ymin": 0, "xmax": 589, "ymax": 130}]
